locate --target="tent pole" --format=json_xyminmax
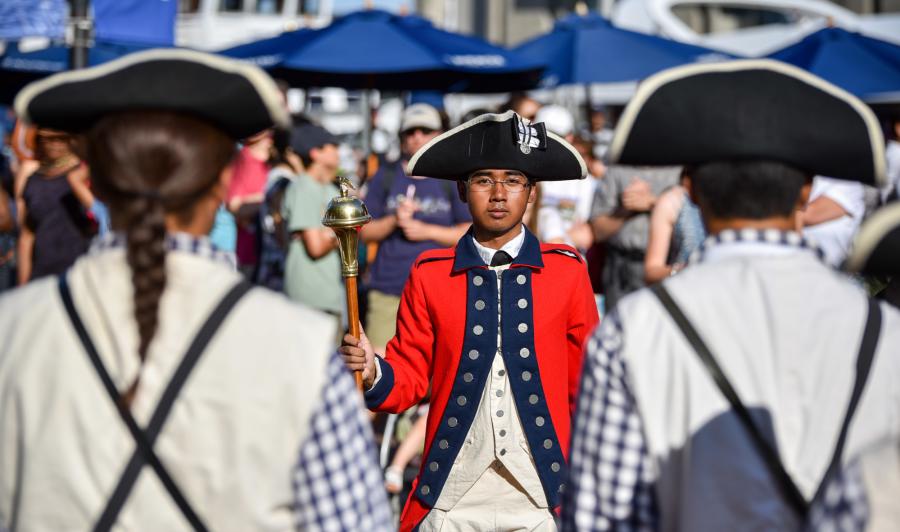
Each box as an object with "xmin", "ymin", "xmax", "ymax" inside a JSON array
[
  {"xmin": 68, "ymin": 0, "xmax": 92, "ymax": 70},
  {"xmin": 361, "ymin": 89, "xmax": 372, "ymax": 161},
  {"xmin": 584, "ymin": 82, "xmax": 592, "ymax": 134}
]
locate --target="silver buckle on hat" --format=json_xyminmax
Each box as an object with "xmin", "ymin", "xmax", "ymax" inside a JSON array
[{"xmin": 515, "ymin": 115, "xmax": 540, "ymax": 155}]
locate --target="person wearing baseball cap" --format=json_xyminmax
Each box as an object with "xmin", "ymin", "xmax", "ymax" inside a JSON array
[
  {"xmin": 281, "ymin": 121, "xmax": 347, "ymax": 326},
  {"xmin": 0, "ymin": 49, "xmax": 391, "ymax": 531},
  {"xmin": 361, "ymin": 103, "xmax": 471, "ymax": 353},
  {"xmin": 564, "ymin": 60, "xmax": 900, "ymax": 531}
]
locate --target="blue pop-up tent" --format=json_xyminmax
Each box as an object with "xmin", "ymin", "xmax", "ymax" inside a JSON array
[
  {"xmin": 767, "ymin": 27, "xmax": 900, "ymax": 101},
  {"xmin": 1, "ymin": 39, "xmax": 156, "ymax": 74},
  {"xmin": 221, "ymin": 9, "xmax": 545, "ymax": 92},
  {"xmin": 513, "ymin": 12, "xmax": 732, "ymax": 87},
  {"xmin": 0, "ymin": 39, "xmax": 157, "ymax": 103}
]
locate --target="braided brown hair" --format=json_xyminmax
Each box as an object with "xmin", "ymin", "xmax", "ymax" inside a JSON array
[{"xmin": 86, "ymin": 111, "xmax": 235, "ymax": 362}]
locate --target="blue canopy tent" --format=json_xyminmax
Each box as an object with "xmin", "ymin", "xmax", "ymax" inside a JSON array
[
  {"xmin": 767, "ymin": 27, "xmax": 900, "ymax": 102},
  {"xmin": 513, "ymin": 12, "xmax": 732, "ymax": 87},
  {"xmin": 220, "ymin": 9, "xmax": 545, "ymax": 93},
  {"xmin": 0, "ymin": 39, "xmax": 157, "ymax": 103}
]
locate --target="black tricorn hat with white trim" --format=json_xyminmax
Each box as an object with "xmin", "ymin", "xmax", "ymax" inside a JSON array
[
  {"xmin": 609, "ymin": 59, "xmax": 886, "ymax": 187},
  {"xmin": 844, "ymin": 203, "xmax": 900, "ymax": 275},
  {"xmin": 407, "ymin": 110, "xmax": 586, "ymax": 181},
  {"xmin": 14, "ymin": 49, "xmax": 289, "ymax": 140}
]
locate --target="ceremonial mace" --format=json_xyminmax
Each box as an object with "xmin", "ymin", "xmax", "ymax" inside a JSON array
[{"xmin": 323, "ymin": 177, "xmax": 372, "ymax": 390}]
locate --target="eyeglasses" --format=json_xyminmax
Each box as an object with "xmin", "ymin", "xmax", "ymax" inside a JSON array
[{"xmin": 467, "ymin": 175, "xmax": 531, "ymax": 193}]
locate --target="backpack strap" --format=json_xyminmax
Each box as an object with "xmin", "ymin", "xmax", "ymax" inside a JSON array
[
  {"xmin": 650, "ymin": 283, "xmax": 881, "ymax": 519},
  {"xmin": 58, "ymin": 274, "xmax": 252, "ymax": 532}
]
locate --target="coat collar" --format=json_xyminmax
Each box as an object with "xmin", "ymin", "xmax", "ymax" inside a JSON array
[
  {"xmin": 453, "ymin": 226, "xmax": 544, "ymax": 273},
  {"xmin": 90, "ymin": 231, "xmax": 236, "ymax": 268},
  {"xmin": 689, "ymin": 228, "xmax": 825, "ymax": 264}
]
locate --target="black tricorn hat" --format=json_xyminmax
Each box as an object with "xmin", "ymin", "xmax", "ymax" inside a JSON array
[
  {"xmin": 407, "ymin": 110, "xmax": 586, "ymax": 181},
  {"xmin": 844, "ymin": 203, "xmax": 900, "ymax": 275},
  {"xmin": 14, "ymin": 49, "xmax": 289, "ymax": 140},
  {"xmin": 609, "ymin": 59, "xmax": 886, "ymax": 187}
]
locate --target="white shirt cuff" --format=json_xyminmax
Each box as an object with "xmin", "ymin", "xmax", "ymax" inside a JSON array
[{"xmin": 368, "ymin": 356, "xmax": 383, "ymax": 391}]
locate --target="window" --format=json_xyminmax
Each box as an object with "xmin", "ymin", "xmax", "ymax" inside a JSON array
[
  {"xmin": 219, "ymin": 0, "xmax": 244, "ymax": 12},
  {"xmin": 672, "ymin": 3, "xmax": 795, "ymax": 34},
  {"xmin": 178, "ymin": 0, "xmax": 201, "ymax": 13}
]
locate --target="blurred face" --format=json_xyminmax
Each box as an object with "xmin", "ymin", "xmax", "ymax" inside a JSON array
[
  {"xmin": 311, "ymin": 143, "xmax": 340, "ymax": 171},
  {"xmin": 37, "ymin": 130, "xmax": 73, "ymax": 162},
  {"xmin": 401, "ymin": 127, "xmax": 439, "ymax": 159},
  {"xmin": 590, "ymin": 111, "xmax": 607, "ymax": 132},
  {"xmin": 515, "ymin": 98, "xmax": 540, "ymax": 122},
  {"xmin": 458, "ymin": 169, "xmax": 535, "ymax": 238}
]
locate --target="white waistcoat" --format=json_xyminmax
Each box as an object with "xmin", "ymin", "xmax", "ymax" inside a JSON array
[
  {"xmin": 433, "ymin": 234, "xmax": 547, "ymax": 512},
  {"xmin": 0, "ymin": 249, "xmax": 335, "ymax": 531},
  {"xmin": 616, "ymin": 245, "xmax": 900, "ymax": 532}
]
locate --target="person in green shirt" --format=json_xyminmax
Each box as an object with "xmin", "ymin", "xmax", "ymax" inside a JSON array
[{"xmin": 282, "ymin": 122, "xmax": 344, "ymax": 322}]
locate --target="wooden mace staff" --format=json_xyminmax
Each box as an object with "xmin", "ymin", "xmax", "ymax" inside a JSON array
[{"xmin": 323, "ymin": 177, "xmax": 372, "ymax": 391}]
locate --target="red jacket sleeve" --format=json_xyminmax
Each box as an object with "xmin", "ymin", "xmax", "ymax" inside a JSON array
[
  {"xmin": 567, "ymin": 264, "xmax": 600, "ymax": 415},
  {"xmin": 364, "ymin": 263, "xmax": 433, "ymax": 413}
]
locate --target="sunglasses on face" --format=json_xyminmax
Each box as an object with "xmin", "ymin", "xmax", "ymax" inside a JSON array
[{"xmin": 402, "ymin": 127, "xmax": 436, "ymax": 137}]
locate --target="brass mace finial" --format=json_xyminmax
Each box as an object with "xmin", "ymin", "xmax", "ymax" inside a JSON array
[{"xmin": 322, "ymin": 177, "xmax": 372, "ymax": 277}]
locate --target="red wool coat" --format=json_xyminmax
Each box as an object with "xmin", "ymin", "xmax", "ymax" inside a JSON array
[{"xmin": 364, "ymin": 228, "xmax": 599, "ymax": 531}]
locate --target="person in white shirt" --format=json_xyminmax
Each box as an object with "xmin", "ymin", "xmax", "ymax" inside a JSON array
[
  {"xmin": 0, "ymin": 50, "xmax": 391, "ymax": 532},
  {"xmin": 535, "ymin": 106, "xmax": 596, "ymax": 252},
  {"xmin": 882, "ymin": 117, "xmax": 900, "ymax": 203},
  {"xmin": 803, "ymin": 176, "xmax": 867, "ymax": 267},
  {"xmin": 563, "ymin": 60, "xmax": 900, "ymax": 532}
]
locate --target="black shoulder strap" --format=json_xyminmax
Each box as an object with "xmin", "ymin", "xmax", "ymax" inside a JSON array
[
  {"xmin": 650, "ymin": 283, "xmax": 881, "ymax": 518},
  {"xmin": 58, "ymin": 274, "xmax": 252, "ymax": 532},
  {"xmin": 811, "ymin": 297, "xmax": 882, "ymax": 502}
]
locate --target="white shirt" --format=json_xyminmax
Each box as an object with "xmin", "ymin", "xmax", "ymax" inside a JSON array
[
  {"xmin": 433, "ymin": 228, "xmax": 548, "ymax": 511},
  {"xmin": 0, "ymin": 245, "xmax": 344, "ymax": 531},
  {"xmin": 613, "ymin": 233, "xmax": 900, "ymax": 531},
  {"xmin": 804, "ymin": 176, "xmax": 866, "ymax": 267},
  {"xmin": 537, "ymin": 178, "xmax": 597, "ymax": 249},
  {"xmin": 883, "ymin": 140, "xmax": 900, "ymax": 203}
]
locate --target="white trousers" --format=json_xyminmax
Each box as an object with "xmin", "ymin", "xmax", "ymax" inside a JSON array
[{"xmin": 419, "ymin": 462, "xmax": 557, "ymax": 532}]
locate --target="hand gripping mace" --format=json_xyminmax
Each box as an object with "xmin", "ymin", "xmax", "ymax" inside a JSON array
[{"xmin": 323, "ymin": 177, "xmax": 372, "ymax": 390}]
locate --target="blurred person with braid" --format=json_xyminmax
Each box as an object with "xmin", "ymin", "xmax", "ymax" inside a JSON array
[{"xmin": 0, "ymin": 50, "xmax": 391, "ymax": 531}]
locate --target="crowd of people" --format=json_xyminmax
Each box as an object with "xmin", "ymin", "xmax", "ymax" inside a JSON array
[{"xmin": 0, "ymin": 48, "xmax": 899, "ymax": 532}]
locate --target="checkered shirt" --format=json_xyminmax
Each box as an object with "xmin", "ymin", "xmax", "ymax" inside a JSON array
[
  {"xmin": 90, "ymin": 231, "xmax": 237, "ymax": 268},
  {"xmin": 806, "ymin": 460, "xmax": 869, "ymax": 532},
  {"xmin": 293, "ymin": 351, "xmax": 393, "ymax": 531},
  {"xmin": 561, "ymin": 310, "xmax": 658, "ymax": 531}
]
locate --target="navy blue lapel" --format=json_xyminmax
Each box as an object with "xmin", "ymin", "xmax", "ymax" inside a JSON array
[
  {"xmin": 512, "ymin": 227, "xmax": 544, "ymax": 269},
  {"xmin": 452, "ymin": 229, "xmax": 485, "ymax": 272},
  {"xmin": 452, "ymin": 226, "xmax": 545, "ymax": 273}
]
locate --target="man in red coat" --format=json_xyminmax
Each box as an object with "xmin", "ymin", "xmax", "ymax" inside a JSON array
[{"xmin": 342, "ymin": 111, "xmax": 599, "ymax": 531}]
